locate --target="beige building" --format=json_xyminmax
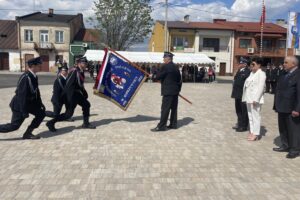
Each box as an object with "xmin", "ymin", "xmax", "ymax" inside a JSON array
[
  {"xmin": 149, "ymin": 17, "xmax": 235, "ymax": 75},
  {"xmin": 16, "ymin": 9, "xmax": 84, "ymax": 71}
]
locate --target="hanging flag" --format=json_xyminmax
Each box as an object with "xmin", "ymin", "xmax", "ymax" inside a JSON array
[
  {"xmin": 93, "ymin": 48, "xmax": 147, "ymax": 110},
  {"xmin": 287, "ymin": 12, "xmax": 300, "ymax": 49},
  {"xmin": 260, "ymin": 4, "xmax": 266, "ymax": 26}
]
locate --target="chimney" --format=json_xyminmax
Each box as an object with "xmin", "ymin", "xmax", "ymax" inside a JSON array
[
  {"xmin": 48, "ymin": 8, "xmax": 54, "ymax": 17},
  {"xmin": 213, "ymin": 19, "xmax": 226, "ymax": 23},
  {"xmin": 276, "ymin": 19, "xmax": 286, "ymax": 25},
  {"xmin": 184, "ymin": 15, "xmax": 190, "ymax": 23}
]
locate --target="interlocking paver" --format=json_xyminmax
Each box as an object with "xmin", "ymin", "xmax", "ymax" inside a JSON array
[{"xmin": 1, "ymin": 82, "xmax": 300, "ymax": 199}]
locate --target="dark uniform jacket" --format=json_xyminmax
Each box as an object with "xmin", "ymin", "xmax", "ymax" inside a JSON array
[
  {"xmin": 9, "ymin": 71, "xmax": 43, "ymax": 116},
  {"xmin": 64, "ymin": 67, "xmax": 88, "ymax": 103},
  {"xmin": 271, "ymin": 68, "xmax": 279, "ymax": 82},
  {"xmin": 275, "ymin": 68, "xmax": 300, "ymax": 113},
  {"xmin": 266, "ymin": 68, "xmax": 271, "ymax": 81},
  {"xmin": 231, "ymin": 67, "xmax": 251, "ymax": 99},
  {"xmin": 156, "ymin": 62, "xmax": 182, "ymax": 96},
  {"xmin": 51, "ymin": 75, "xmax": 67, "ymax": 106}
]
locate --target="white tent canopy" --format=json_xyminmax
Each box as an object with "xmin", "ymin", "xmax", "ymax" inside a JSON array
[{"xmin": 84, "ymin": 50, "xmax": 215, "ymax": 64}]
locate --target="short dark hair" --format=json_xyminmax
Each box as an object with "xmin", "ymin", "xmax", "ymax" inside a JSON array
[{"xmin": 251, "ymin": 57, "xmax": 264, "ymax": 65}]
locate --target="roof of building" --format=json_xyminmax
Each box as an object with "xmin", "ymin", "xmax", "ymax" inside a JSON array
[
  {"xmin": 74, "ymin": 28, "xmax": 100, "ymax": 42},
  {"xmin": 157, "ymin": 20, "xmax": 233, "ymax": 30},
  {"xmin": 16, "ymin": 12, "xmax": 82, "ymax": 23},
  {"xmin": 216, "ymin": 21, "xmax": 286, "ymax": 33},
  {"xmin": 0, "ymin": 20, "xmax": 18, "ymax": 49},
  {"xmin": 157, "ymin": 20, "xmax": 286, "ymax": 33}
]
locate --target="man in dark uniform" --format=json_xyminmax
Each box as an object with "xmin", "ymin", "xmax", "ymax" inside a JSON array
[
  {"xmin": 270, "ymin": 64, "xmax": 279, "ymax": 94},
  {"xmin": 265, "ymin": 64, "xmax": 272, "ymax": 93},
  {"xmin": 151, "ymin": 52, "xmax": 182, "ymax": 132},
  {"xmin": 273, "ymin": 56, "xmax": 300, "ymax": 159},
  {"xmin": 46, "ymin": 66, "xmax": 72, "ymax": 131},
  {"xmin": 231, "ymin": 57, "xmax": 251, "ymax": 132},
  {"xmin": 0, "ymin": 57, "xmax": 45, "ymax": 139},
  {"xmin": 46, "ymin": 57, "xmax": 95, "ymax": 131}
]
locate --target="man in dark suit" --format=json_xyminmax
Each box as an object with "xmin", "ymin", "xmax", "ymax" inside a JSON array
[
  {"xmin": 231, "ymin": 57, "xmax": 251, "ymax": 132},
  {"xmin": 0, "ymin": 57, "xmax": 45, "ymax": 139},
  {"xmin": 46, "ymin": 66, "xmax": 72, "ymax": 132},
  {"xmin": 45, "ymin": 57, "xmax": 95, "ymax": 131},
  {"xmin": 151, "ymin": 52, "xmax": 182, "ymax": 132},
  {"xmin": 273, "ymin": 56, "xmax": 300, "ymax": 159},
  {"xmin": 270, "ymin": 64, "xmax": 279, "ymax": 94}
]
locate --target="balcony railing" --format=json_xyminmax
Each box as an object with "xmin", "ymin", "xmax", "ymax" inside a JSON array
[
  {"xmin": 254, "ymin": 47, "xmax": 285, "ymax": 53},
  {"xmin": 199, "ymin": 45, "xmax": 229, "ymax": 52},
  {"xmin": 34, "ymin": 42, "xmax": 54, "ymax": 50}
]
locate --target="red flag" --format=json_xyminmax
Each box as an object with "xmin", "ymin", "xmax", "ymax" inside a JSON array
[{"xmin": 260, "ymin": 5, "xmax": 266, "ymax": 26}]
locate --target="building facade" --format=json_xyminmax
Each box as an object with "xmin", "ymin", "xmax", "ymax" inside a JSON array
[
  {"xmin": 149, "ymin": 18, "xmax": 294, "ymax": 75},
  {"xmin": 16, "ymin": 9, "xmax": 84, "ymax": 72},
  {"xmin": 0, "ymin": 20, "xmax": 20, "ymax": 71}
]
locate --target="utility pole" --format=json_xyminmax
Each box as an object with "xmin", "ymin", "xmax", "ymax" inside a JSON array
[{"xmin": 164, "ymin": 0, "xmax": 168, "ymax": 51}]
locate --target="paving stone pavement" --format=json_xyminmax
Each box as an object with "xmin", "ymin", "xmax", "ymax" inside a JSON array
[{"xmin": 0, "ymin": 82, "xmax": 300, "ymax": 200}]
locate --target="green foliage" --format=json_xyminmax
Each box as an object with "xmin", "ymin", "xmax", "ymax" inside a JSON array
[{"xmin": 92, "ymin": 0, "xmax": 153, "ymax": 50}]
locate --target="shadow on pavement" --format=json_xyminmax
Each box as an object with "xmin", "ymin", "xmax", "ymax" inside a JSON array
[
  {"xmin": 273, "ymin": 136, "xmax": 281, "ymax": 147},
  {"xmin": 92, "ymin": 115, "xmax": 160, "ymax": 127},
  {"xmin": 0, "ymin": 137, "xmax": 24, "ymax": 141},
  {"xmin": 177, "ymin": 117, "xmax": 194, "ymax": 128},
  {"xmin": 38, "ymin": 126, "xmax": 76, "ymax": 138}
]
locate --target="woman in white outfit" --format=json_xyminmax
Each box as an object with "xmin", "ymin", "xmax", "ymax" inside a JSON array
[{"xmin": 242, "ymin": 57, "xmax": 266, "ymax": 141}]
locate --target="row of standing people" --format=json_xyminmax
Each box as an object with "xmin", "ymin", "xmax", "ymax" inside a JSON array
[{"xmin": 231, "ymin": 56, "xmax": 300, "ymax": 158}]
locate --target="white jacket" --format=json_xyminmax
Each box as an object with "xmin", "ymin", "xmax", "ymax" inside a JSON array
[{"xmin": 242, "ymin": 69, "xmax": 266, "ymax": 104}]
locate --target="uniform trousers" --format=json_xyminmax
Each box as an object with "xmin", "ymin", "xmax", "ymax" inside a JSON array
[
  {"xmin": 0, "ymin": 103, "xmax": 45, "ymax": 133},
  {"xmin": 235, "ymin": 98, "xmax": 249, "ymax": 128},
  {"xmin": 278, "ymin": 113, "xmax": 300, "ymax": 153},
  {"xmin": 51, "ymin": 93, "xmax": 90, "ymax": 123},
  {"xmin": 246, "ymin": 103, "xmax": 262, "ymax": 135},
  {"xmin": 158, "ymin": 95, "xmax": 178, "ymax": 128}
]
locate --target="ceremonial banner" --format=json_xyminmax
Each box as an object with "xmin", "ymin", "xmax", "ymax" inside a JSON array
[
  {"xmin": 94, "ymin": 49, "xmax": 146, "ymax": 110},
  {"xmin": 288, "ymin": 12, "xmax": 300, "ymax": 49}
]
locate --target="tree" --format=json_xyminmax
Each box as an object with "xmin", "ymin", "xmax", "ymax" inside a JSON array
[{"xmin": 92, "ymin": 0, "xmax": 153, "ymax": 51}]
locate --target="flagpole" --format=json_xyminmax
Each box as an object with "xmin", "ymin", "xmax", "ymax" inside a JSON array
[
  {"xmin": 286, "ymin": 11, "xmax": 290, "ymax": 57},
  {"xmin": 260, "ymin": 0, "xmax": 265, "ymax": 58}
]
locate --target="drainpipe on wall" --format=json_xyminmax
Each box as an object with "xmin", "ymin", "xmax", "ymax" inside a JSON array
[{"xmin": 17, "ymin": 18, "xmax": 22, "ymax": 72}]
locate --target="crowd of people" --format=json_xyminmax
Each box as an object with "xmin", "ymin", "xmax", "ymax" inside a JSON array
[{"xmin": 232, "ymin": 56, "xmax": 300, "ymax": 159}]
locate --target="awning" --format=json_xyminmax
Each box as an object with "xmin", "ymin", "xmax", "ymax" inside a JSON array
[
  {"xmin": 84, "ymin": 50, "xmax": 215, "ymax": 64},
  {"xmin": 254, "ymin": 33, "xmax": 283, "ymax": 38}
]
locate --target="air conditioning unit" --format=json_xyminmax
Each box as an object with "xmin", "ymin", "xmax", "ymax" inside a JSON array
[
  {"xmin": 82, "ymin": 43, "xmax": 88, "ymax": 47},
  {"xmin": 247, "ymin": 48, "xmax": 254, "ymax": 54}
]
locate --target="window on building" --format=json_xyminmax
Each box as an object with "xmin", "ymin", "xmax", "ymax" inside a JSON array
[
  {"xmin": 278, "ymin": 40, "xmax": 286, "ymax": 49},
  {"xmin": 40, "ymin": 30, "xmax": 49, "ymax": 43},
  {"xmin": 55, "ymin": 31, "xmax": 64, "ymax": 43},
  {"xmin": 173, "ymin": 36, "xmax": 188, "ymax": 50},
  {"xmin": 24, "ymin": 29, "xmax": 33, "ymax": 42},
  {"xmin": 203, "ymin": 38, "xmax": 220, "ymax": 52},
  {"xmin": 239, "ymin": 39, "xmax": 252, "ymax": 48},
  {"xmin": 263, "ymin": 39, "xmax": 273, "ymax": 49}
]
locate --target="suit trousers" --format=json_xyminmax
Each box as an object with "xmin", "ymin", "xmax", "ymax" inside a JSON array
[
  {"xmin": 235, "ymin": 98, "xmax": 248, "ymax": 128},
  {"xmin": 246, "ymin": 103, "xmax": 262, "ymax": 135},
  {"xmin": 278, "ymin": 113, "xmax": 300, "ymax": 153},
  {"xmin": 0, "ymin": 105, "xmax": 45, "ymax": 133},
  {"xmin": 158, "ymin": 95, "xmax": 178, "ymax": 128}
]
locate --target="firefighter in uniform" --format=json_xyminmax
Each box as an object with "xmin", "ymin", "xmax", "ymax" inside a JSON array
[
  {"xmin": 0, "ymin": 57, "xmax": 45, "ymax": 139},
  {"xmin": 46, "ymin": 57, "xmax": 95, "ymax": 131},
  {"xmin": 151, "ymin": 52, "xmax": 182, "ymax": 132}
]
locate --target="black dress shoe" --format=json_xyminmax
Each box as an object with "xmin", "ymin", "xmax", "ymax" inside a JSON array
[
  {"xmin": 236, "ymin": 127, "xmax": 247, "ymax": 132},
  {"xmin": 151, "ymin": 127, "xmax": 167, "ymax": 132},
  {"xmin": 22, "ymin": 133, "xmax": 41, "ymax": 140},
  {"xmin": 81, "ymin": 123, "xmax": 96, "ymax": 129},
  {"xmin": 286, "ymin": 152, "xmax": 300, "ymax": 159},
  {"xmin": 167, "ymin": 125, "xmax": 177, "ymax": 129},
  {"xmin": 273, "ymin": 146, "xmax": 289, "ymax": 152},
  {"xmin": 46, "ymin": 121, "xmax": 57, "ymax": 132}
]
